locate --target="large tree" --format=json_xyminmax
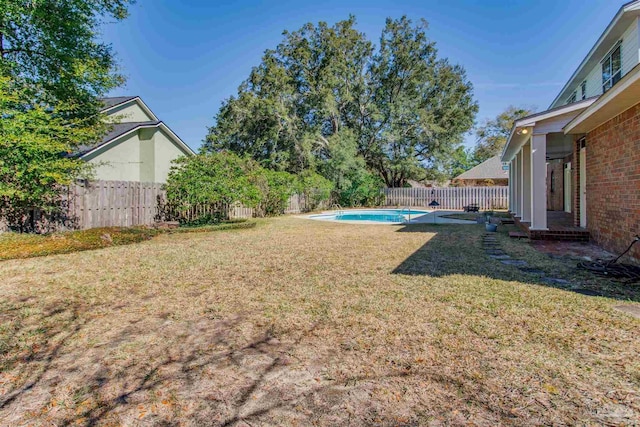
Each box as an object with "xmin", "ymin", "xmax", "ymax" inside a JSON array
[
  {"xmin": 205, "ymin": 16, "xmax": 478, "ymax": 187},
  {"xmin": 0, "ymin": 0, "xmax": 133, "ymax": 229},
  {"xmin": 0, "ymin": 0, "xmax": 132, "ymax": 119},
  {"xmin": 473, "ymin": 105, "xmax": 535, "ymax": 163}
]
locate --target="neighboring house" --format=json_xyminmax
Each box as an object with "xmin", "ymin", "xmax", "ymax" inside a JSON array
[
  {"xmin": 406, "ymin": 179, "xmax": 452, "ymax": 188},
  {"xmin": 501, "ymin": 0, "xmax": 640, "ymax": 262},
  {"xmin": 76, "ymin": 96, "xmax": 194, "ymax": 183},
  {"xmin": 452, "ymin": 156, "xmax": 508, "ymax": 187}
]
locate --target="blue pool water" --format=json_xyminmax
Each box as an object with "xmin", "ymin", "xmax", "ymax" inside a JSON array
[{"xmin": 308, "ymin": 209, "xmax": 430, "ymax": 224}]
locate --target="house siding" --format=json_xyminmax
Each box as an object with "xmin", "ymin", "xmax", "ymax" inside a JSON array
[
  {"xmin": 86, "ymin": 127, "xmax": 188, "ymax": 183},
  {"xmin": 584, "ymin": 102, "xmax": 640, "ymax": 263},
  {"xmin": 553, "ymin": 18, "xmax": 640, "ymax": 107},
  {"xmin": 154, "ymin": 128, "xmax": 188, "ymax": 183},
  {"xmin": 105, "ymin": 101, "xmax": 155, "ymax": 123},
  {"xmin": 86, "ymin": 132, "xmax": 142, "ymax": 182}
]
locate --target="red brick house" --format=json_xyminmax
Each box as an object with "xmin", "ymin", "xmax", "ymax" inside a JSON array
[{"xmin": 501, "ymin": 0, "xmax": 640, "ymax": 263}]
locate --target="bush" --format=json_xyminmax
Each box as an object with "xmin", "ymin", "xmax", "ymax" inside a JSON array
[
  {"xmin": 256, "ymin": 169, "xmax": 297, "ymax": 216},
  {"xmin": 181, "ymin": 212, "xmax": 224, "ymax": 227},
  {"xmin": 165, "ymin": 152, "xmax": 337, "ymax": 219},
  {"xmin": 335, "ymin": 170, "xmax": 384, "ymax": 207},
  {"xmin": 164, "ymin": 152, "xmax": 262, "ymax": 223},
  {"xmin": 297, "ymin": 172, "xmax": 333, "ymax": 211}
]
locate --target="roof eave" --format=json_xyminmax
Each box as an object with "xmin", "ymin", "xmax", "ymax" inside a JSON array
[
  {"xmin": 500, "ymin": 97, "xmax": 597, "ymax": 162},
  {"xmin": 79, "ymin": 121, "xmax": 195, "ymax": 159},
  {"xmin": 565, "ymin": 62, "xmax": 640, "ymax": 134}
]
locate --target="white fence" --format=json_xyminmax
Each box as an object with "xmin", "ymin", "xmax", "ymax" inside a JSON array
[{"xmin": 382, "ymin": 186, "xmax": 509, "ymax": 210}]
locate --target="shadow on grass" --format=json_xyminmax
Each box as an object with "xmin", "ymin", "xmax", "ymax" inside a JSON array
[
  {"xmin": 391, "ymin": 223, "xmax": 640, "ymax": 302},
  {"xmin": 0, "ymin": 297, "xmax": 533, "ymax": 426}
]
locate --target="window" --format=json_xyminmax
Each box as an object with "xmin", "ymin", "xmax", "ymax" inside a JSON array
[
  {"xmin": 602, "ymin": 43, "xmax": 622, "ymax": 93},
  {"xmin": 580, "ymin": 80, "xmax": 587, "ymax": 100},
  {"xmin": 566, "ymin": 91, "xmax": 577, "ymax": 105}
]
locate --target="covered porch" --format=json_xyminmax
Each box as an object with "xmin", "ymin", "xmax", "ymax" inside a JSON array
[
  {"xmin": 501, "ymin": 98, "xmax": 596, "ymax": 241},
  {"xmin": 513, "ymin": 211, "xmax": 589, "ymax": 241}
]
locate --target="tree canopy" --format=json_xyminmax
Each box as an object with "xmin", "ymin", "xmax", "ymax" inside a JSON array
[
  {"xmin": 205, "ymin": 16, "xmax": 478, "ymax": 187},
  {"xmin": 0, "ymin": 0, "xmax": 132, "ymax": 120},
  {"xmin": 473, "ymin": 105, "xmax": 535, "ymax": 163},
  {"xmin": 0, "ymin": 0, "xmax": 133, "ymax": 229}
]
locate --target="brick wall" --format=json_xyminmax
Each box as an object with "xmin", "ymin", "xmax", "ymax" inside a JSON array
[{"xmin": 585, "ymin": 103, "xmax": 640, "ymax": 263}]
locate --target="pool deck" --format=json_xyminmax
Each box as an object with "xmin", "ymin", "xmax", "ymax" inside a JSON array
[
  {"xmin": 301, "ymin": 209, "xmax": 474, "ymax": 225},
  {"xmin": 408, "ymin": 210, "xmax": 475, "ymax": 225}
]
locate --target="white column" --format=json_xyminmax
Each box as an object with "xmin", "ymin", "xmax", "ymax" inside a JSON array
[
  {"xmin": 531, "ymin": 134, "xmax": 548, "ymax": 230},
  {"xmin": 521, "ymin": 141, "xmax": 532, "ymax": 223},
  {"xmin": 508, "ymin": 161, "xmax": 514, "ymax": 213},
  {"xmin": 508, "ymin": 163, "xmax": 512, "ymax": 212},
  {"xmin": 515, "ymin": 150, "xmax": 523, "ymax": 218}
]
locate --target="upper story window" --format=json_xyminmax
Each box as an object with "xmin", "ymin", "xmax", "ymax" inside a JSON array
[
  {"xmin": 580, "ymin": 80, "xmax": 587, "ymax": 100},
  {"xmin": 566, "ymin": 91, "xmax": 577, "ymax": 105},
  {"xmin": 602, "ymin": 43, "xmax": 622, "ymax": 93}
]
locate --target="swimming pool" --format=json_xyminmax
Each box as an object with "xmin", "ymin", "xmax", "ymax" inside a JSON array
[{"xmin": 308, "ymin": 209, "xmax": 431, "ymax": 224}]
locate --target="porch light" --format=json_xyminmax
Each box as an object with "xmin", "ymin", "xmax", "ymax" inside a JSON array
[{"xmin": 516, "ymin": 128, "xmax": 529, "ymax": 135}]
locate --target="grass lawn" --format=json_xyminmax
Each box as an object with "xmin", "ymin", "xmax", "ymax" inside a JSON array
[
  {"xmin": 0, "ymin": 221, "xmax": 255, "ymax": 260},
  {"xmin": 0, "ymin": 216, "xmax": 638, "ymax": 425}
]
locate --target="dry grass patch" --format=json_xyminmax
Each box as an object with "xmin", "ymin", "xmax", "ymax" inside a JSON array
[{"xmin": 0, "ymin": 216, "xmax": 638, "ymax": 426}]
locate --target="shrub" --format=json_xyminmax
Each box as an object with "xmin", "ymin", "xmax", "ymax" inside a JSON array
[
  {"xmin": 335, "ymin": 170, "xmax": 384, "ymax": 207},
  {"xmin": 256, "ymin": 169, "xmax": 297, "ymax": 216},
  {"xmin": 181, "ymin": 212, "xmax": 224, "ymax": 227},
  {"xmin": 164, "ymin": 152, "xmax": 262, "ymax": 223},
  {"xmin": 297, "ymin": 172, "xmax": 333, "ymax": 211}
]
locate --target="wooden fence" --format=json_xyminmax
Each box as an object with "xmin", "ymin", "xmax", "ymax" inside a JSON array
[
  {"xmin": 382, "ymin": 186, "xmax": 509, "ymax": 210},
  {"xmin": 67, "ymin": 181, "xmax": 164, "ymax": 229},
  {"xmin": 59, "ymin": 180, "xmax": 321, "ymax": 230}
]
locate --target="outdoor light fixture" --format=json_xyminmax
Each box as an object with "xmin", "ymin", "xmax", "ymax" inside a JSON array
[{"xmin": 516, "ymin": 128, "xmax": 529, "ymax": 135}]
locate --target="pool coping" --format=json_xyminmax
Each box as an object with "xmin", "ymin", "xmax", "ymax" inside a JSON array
[{"xmin": 299, "ymin": 209, "xmax": 476, "ymax": 225}]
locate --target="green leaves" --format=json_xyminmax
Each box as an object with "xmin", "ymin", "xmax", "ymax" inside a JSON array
[
  {"xmin": 165, "ymin": 152, "xmax": 263, "ymax": 213},
  {"xmin": 0, "ymin": 0, "xmax": 132, "ymax": 117},
  {"xmin": 205, "ymin": 15, "xmax": 478, "ymax": 188},
  {"xmin": 0, "ymin": 0, "xmax": 133, "ymax": 230},
  {"xmin": 164, "ymin": 152, "xmax": 333, "ymax": 220},
  {"xmin": 0, "ymin": 76, "xmax": 92, "ymax": 230},
  {"xmin": 473, "ymin": 106, "xmax": 536, "ymax": 163}
]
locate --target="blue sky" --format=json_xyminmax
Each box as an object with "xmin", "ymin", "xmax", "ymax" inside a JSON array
[{"xmin": 101, "ymin": 0, "xmax": 624, "ymax": 151}]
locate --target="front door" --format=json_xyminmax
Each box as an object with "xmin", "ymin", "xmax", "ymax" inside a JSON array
[
  {"xmin": 579, "ymin": 147, "xmax": 587, "ymax": 228},
  {"xmin": 564, "ymin": 162, "xmax": 572, "ymax": 213}
]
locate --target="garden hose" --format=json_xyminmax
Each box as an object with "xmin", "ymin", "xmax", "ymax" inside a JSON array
[{"xmin": 577, "ymin": 235, "xmax": 640, "ymax": 282}]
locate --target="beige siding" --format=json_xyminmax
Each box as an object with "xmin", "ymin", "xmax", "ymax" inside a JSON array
[
  {"xmin": 555, "ymin": 19, "xmax": 640, "ymax": 107},
  {"xmin": 154, "ymin": 128, "xmax": 187, "ymax": 183},
  {"xmin": 85, "ymin": 127, "xmax": 188, "ymax": 183},
  {"xmin": 86, "ymin": 133, "xmax": 142, "ymax": 182},
  {"xmin": 105, "ymin": 101, "xmax": 155, "ymax": 123}
]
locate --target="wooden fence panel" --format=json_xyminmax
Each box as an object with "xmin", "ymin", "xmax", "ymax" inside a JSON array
[
  {"xmin": 381, "ymin": 186, "xmax": 508, "ymax": 210},
  {"xmin": 62, "ymin": 180, "xmax": 266, "ymax": 230}
]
